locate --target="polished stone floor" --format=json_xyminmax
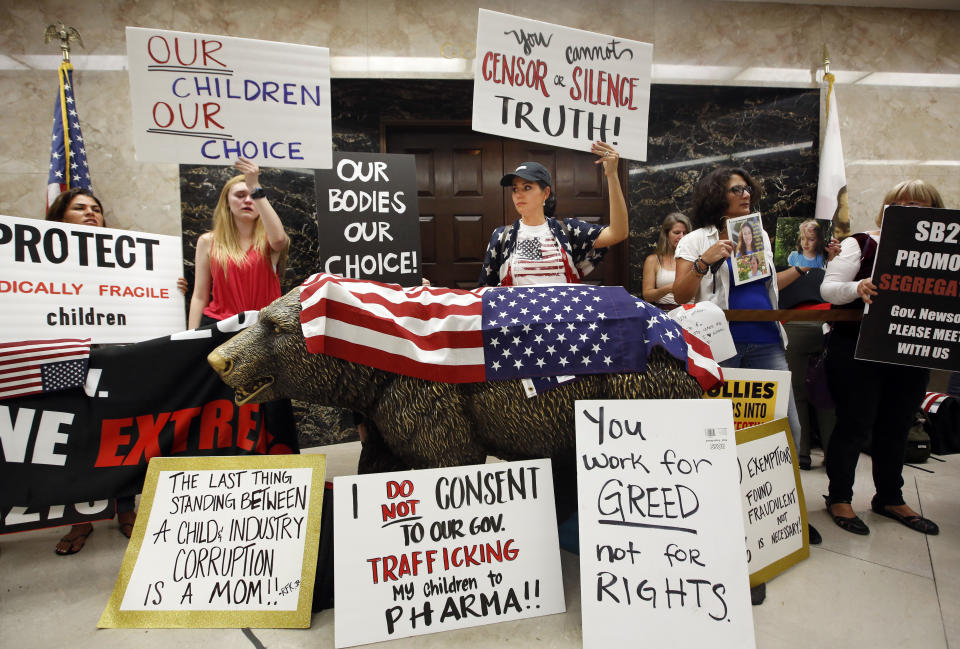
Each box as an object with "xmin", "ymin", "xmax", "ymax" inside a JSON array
[{"xmin": 2, "ymin": 443, "xmax": 956, "ymax": 649}]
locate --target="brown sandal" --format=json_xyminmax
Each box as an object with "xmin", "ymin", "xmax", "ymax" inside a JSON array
[
  {"xmin": 55, "ymin": 523, "xmax": 93, "ymax": 555},
  {"xmin": 118, "ymin": 511, "xmax": 136, "ymax": 538}
]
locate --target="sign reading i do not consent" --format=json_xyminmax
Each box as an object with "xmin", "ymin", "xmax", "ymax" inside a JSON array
[{"xmin": 575, "ymin": 399, "xmax": 755, "ymax": 649}]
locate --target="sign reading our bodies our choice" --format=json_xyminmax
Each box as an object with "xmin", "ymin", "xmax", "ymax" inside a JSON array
[
  {"xmin": 0, "ymin": 214, "xmax": 185, "ymax": 343},
  {"xmin": 333, "ymin": 459, "xmax": 564, "ymax": 647},
  {"xmin": 575, "ymin": 399, "xmax": 755, "ymax": 649},
  {"xmin": 126, "ymin": 27, "xmax": 332, "ymax": 169},
  {"xmin": 314, "ymin": 152, "xmax": 421, "ymax": 285},
  {"xmin": 99, "ymin": 455, "xmax": 326, "ymax": 628},
  {"xmin": 473, "ymin": 9, "xmax": 653, "ymax": 161}
]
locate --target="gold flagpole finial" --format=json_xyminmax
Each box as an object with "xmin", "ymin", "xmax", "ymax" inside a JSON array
[
  {"xmin": 44, "ymin": 22, "xmax": 84, "ymax": 62},
  {"xmin": 822, "ymin": 44, "xmax": 831, "ymax": 76}
]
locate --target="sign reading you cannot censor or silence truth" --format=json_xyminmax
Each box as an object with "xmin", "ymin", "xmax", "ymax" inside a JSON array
[
  {"xmin": 333, "ymin": 459, "xmax": 564, "ymax": 647},
  {"xmin": 314, "ymin": 152, "xmax": 421, "ymax": 285},
  {"xmin": 575, "ymin": 399, "xmax": 755, "ymax": 649},
  {"xmin": 856, "ymin": 206, "xmax": 960, "ymax": 371},
  {"xmin": 125, "ymin": 27, "xmax": 332, "ymax": 169},
  {"xmin": 99, "ymin": 455, "xmax": 326, "ymax": 628},
  {"xmin": 0, "ymin": 214, "xmax": 185, "ymax": 343},
  {"xmin": 473, "ymin": 9, "xmax": 653, "ymax": 161}
]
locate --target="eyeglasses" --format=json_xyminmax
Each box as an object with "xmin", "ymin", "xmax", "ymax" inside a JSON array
[{"xmin": 728, "ymin": 185, "xmax": 752, "ymax": 197}]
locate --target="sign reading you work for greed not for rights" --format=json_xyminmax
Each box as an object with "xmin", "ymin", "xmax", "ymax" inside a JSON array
[
  {"xmin": 473, "ymin": 9, "xmax": 653, "ymax": 161},
  {"xmin": 126, "ymin": 27, "xmax": 332, "ymax": 169},
  {"xmin": 333, "ymin": 459, "xmax": 565, "ymax": 647},
  {"xmin": 575, "ymin": 399, "xmax": 755, "ymax": 649}
]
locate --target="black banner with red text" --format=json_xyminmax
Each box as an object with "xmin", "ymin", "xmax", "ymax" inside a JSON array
[
  {"xmin": 856, "ymin": 206, "xmax": 960, "ymax": 371},
  {"xmin": 0, "ymin": 314, "xmax": 298, "ymax": 533}
]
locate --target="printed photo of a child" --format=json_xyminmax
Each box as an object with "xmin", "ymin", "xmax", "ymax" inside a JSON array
[{"xmin": 728, "ymin": 213, "xmax": 769, "ymax": 285}]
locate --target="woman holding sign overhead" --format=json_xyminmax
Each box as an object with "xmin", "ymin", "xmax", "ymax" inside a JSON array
[
  {"xmin": 188, "ymin": 158, "xmax": 289, "ymax": 329},
  {"xmin": 820, "ymin": 179, "xmax": 943, "ymax": 536},
  {"xmin": 478, "ymin": 141, "xmax": 628, "ymax": 287}
]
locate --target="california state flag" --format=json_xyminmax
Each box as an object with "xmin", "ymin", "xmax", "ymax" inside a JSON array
[{"xmin": 815, "ymin": 70, "xmax": 850, "ymax": 238}]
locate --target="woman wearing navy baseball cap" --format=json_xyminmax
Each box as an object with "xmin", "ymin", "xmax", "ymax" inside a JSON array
[{"xmin": 479, "ymin": 141, "xmax": 628, "ymax": 287}]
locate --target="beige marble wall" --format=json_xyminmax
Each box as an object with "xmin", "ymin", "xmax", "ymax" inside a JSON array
[{"xmin": 1, "ymin": 0, "xmax": 957, "ymax": 236}]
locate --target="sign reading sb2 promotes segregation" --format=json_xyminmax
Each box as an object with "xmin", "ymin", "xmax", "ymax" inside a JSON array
[
  {"xmin": 857, "ymin": 206, "xmax": 960, "ymax": 371},
  {"xmin": 333, "ymin": 460, "xmax": 564, "ymax": 647},
  {"xmin": 125, "ymin": 27, "xmax": 332, "ymax": 169},
  {"xmin": 314, "ymin": 153, "xmax": 421, "ymax": 285},
  {"xmin": 0, "ymin": 214, "xmax": 185, "ymax": 343},
  {"xmin": 575, "ymin": 399, "xmax": 754, "ymax": 649},
  {"xmin": 473, "ymin": 9, "xmax": 653, "ymax": 161}
]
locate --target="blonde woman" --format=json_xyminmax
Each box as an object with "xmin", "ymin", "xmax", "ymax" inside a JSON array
[
  {"xmin": 642, "ymin": 211, "xmax": 692, "ymax": 310},
  {"xmin": 188, "ymin": 158, "xmax": 289, "ymax": 329}
]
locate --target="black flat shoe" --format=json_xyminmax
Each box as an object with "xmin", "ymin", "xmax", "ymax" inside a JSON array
[
  {"xmin": 871, "ymin": 496, "xmax": 939, "ymax": 535},
  {"xmin": 824, "ymin": 495, "xmax": 870, "ymax": 535},
  {"xmin": 808, "ymin": 524, "xmax": 822, "ymax": 545}
]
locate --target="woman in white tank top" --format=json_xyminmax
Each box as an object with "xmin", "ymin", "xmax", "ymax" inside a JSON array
[{"xmin": 642, "ymin": 212, "xmax": 692, "ymax": 310}]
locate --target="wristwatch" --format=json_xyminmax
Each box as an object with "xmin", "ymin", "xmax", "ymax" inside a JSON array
[{"xmin": 250, "ymin": 186, "xmax": 266, "ymax": 199}]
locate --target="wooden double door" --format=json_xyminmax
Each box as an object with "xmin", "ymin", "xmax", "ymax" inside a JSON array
[{"xmin": 385, "ymin": 124, "xmax": 626, "ymax": 289}]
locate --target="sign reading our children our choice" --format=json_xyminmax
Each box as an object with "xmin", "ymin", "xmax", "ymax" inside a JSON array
[
  {"xmin": 0, "ymin": 214, "xmax": 185, "ymax": 343},
  {"xmin": 333, "ymin": 459, "xmax": 564, "ymax": 647},
  {"xmin": 472, "ymin": 9, "xmax": 653, "ymax": 161},
  {"xmin": 125, "ymin": 27, "xmax": 332, "ymax": 169}
]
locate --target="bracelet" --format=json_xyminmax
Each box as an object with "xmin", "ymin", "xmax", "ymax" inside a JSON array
[{"xmin": 693, "ymin": 256, "xmax": 709, "ymax": 275}]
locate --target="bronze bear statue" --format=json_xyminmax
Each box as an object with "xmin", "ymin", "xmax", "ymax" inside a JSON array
[{"xmin": 208, "ymin": 288, "xmax": 704, "ymax": 490}]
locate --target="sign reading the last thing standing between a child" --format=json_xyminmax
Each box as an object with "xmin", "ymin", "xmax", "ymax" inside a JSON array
[
  {"xmin": 126, "ymin": 27, "xmax": 332, "ymax": 169},
  {"xmin": 473, "ymin": 9, "xmax": 653, "ymax": 161},
  {"xmin": 575, "ymin": 399, "xmax": 755, "ymax": 649}
]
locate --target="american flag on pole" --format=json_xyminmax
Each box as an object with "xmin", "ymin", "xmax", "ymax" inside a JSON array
[
  {"xmin": 0, "ymin": 338, "xmax": 91, "ymax": 401},
  {"xmin": 815, "ymin": 67, "xmax": 848, "ymax": 238},
  {"xmin": 47, "ymin": 61, "xmax": 93, "ymax": 209},
  {"xmin": 299, "ymin": 274, "xmax": 722, "ymax": 391}
]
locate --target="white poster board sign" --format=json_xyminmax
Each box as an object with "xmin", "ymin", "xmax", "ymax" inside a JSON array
[
  {"xmin": 334, "ymin": 459, "xmax": 565, "ymax": 647},
  {"xmin": 669, "ymin": 302, "xmax": 736, "ymax": 362},
  {"xmin": 0, "ymin": 214, "xmax": 185, "ymax": 343},
  {"xmin": 703, "ymin": 367, "xmax": 790, "ymax": 430},
  {"xmin": 736, "ymin": 418, "xmax": 809, "ymax": 586},
  {"xmin": 98, "ymin": 454, "xmax": 326, "ymax": 628},
  {"xmin": 576, "ymin": 399, "xmax": 755, "ymax": 649},
  {"xmin": 473, "ymin": 9, "xmax": 652, "ymax": 161},
  {"xmin": 126, "ymin": 27, "xmax": 332, "ymax": 169}
]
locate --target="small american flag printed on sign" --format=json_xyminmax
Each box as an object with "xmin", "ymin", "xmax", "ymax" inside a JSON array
[{"xmin": 0, "ymin": 338, "xmax": 91, "ymax": 401}]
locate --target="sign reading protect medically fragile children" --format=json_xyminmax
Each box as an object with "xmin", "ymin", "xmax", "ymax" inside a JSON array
[
  {"xmin": 575, "ymin": 399, "xmax": 755, "ymax": 649},
  {"xmin": 125, "ymin": 27, "xmax": 332, "ymax": 169},
  {"xmin": 98, "ymin": 454, "xmax": 326, "ymax": 628},
  {"xmin": 0, "ymin": 214, "xmax": 185, "ymax": 343},
  {"xmin": 333, "ymin": 459, "xmax": 564, "ymax": 647},
  {"xmin": 473, "ymin": 9, "xmax": 652, "ymax": 161}
]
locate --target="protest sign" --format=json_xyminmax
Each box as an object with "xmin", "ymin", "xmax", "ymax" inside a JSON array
[
  {"xmin": 736, "ymin": 418, "xmax": 809, "ymax": 587},
  {"xmin": 314, "ymin": 152, "xmax": 421, "ymax": 285},
  {"xmin": 0, "ymin": 214, "xmax": 185, "ymax": 343},
  {"xmin": 703, "ymin": 367, "xmax": 789, "ymax": 430},
  {"xmin": 856, "ymin": 206, "xmax": 960, "ymax": 371},
  {"xmin": 98, "ymin": 454, "xmax": 325, "ymax": 628},
  {"xmin": 669, "ymin": 302, "xmax": 736, "ymax": 362},
  {"xmin": 576, "ymin": 399, "xmax": 754, "ymax": 649},
  {"xmin": 125, "ymin": 27, "xmax": 332, "ymax": 169},
  {"xmin": 333, "ymin": 459, "xmax": 564, "ymax": 647},
  {"xmin": 0, "ymin": 314, "xmax": 298, "ymax": 533},
  {"xmin": 1, "ymin": 500, "xmax": 115, "ymax": 536},
  {"xmin": 473, "ymin": 9, "xmax": 652, "ymax": 161}
]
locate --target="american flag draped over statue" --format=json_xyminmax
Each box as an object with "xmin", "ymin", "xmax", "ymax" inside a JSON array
[{"xmin": 299, "ymin": 273, "xmax": 722, "ymax": 390}]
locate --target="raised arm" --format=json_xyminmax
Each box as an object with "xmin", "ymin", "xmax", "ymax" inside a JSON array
[
  {"xmin": 236, "ymin": 157, "xmax": 289, "ymax": 253},
  {"xmin": 590, "ymin": 141, "xmax": 629, "ymax": 250}
]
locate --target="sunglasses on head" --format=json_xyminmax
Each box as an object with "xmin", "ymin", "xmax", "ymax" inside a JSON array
[{"xmin": 728, "ymin": 185, "xmax": 752, "ymax": 197}]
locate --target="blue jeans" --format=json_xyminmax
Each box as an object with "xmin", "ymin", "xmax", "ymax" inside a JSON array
[{"xmin": 721, "ymin": 342, "xmax": 801, "ymax": 449}]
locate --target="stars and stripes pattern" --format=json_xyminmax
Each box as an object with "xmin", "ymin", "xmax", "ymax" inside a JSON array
[
  {"xmin": 299, "ymin": 273, "xmax": 722, "ymax": 391},
  {"xmin": 921, "ymin": 392, "xmax": 952, "ymax": 415},
  {"xmin": 0, "ymin": 338, "xmax": 91, "ymax": 401},
  {"xmin": 47, "ymin": 61, "xmax": 93, "ymax": 209},
  {"xmin": 513, "ymin": 231, "xmax": 566, "ymax": 284}
]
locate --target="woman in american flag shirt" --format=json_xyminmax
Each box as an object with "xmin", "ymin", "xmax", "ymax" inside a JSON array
[{"xmin": 478, "ymin": 141, "xmax": 628, "ymax": 287}]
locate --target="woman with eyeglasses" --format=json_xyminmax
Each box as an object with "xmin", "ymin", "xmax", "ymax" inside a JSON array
[
  {"xmin": 672, "ymin": 167, "xmax": 818, "ymax": 554},
  {"xmin": 819, "ymin": 180, "xmax": 943, "ymax": 536}
]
